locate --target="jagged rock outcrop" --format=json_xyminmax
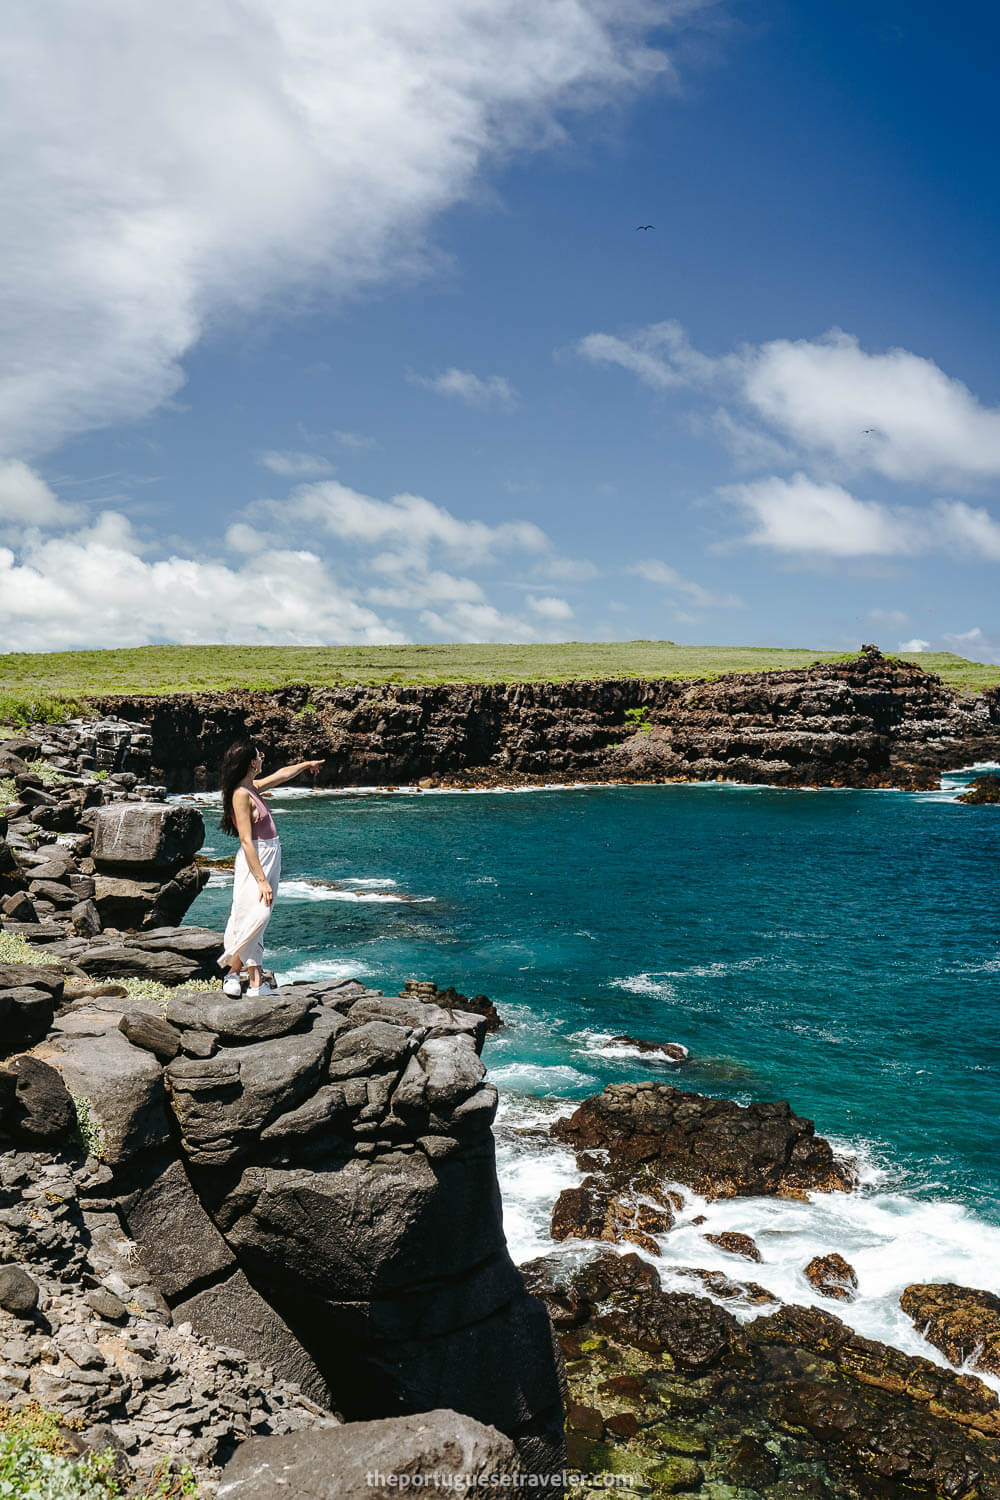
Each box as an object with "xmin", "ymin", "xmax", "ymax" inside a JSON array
[
  {"xmin": 959, "ymin": 772, "xmax": 1000, "ymax": 804},
  {"xmin": 0, "ymin": 1142, "xmax": 338, "ymax": 1488},
  {"xmin": 523, "ymin": 1250, "xmax": 1000, "ymax": 1500},
  {"xmin": 902, "ymin": 1282, "xmax": 1000, "ymax": 1376},
  {"xmin": 805, "ymin": 1252, "xmax": 859, "ymax": 1301},
  {"xmin": 24, "ymin": 978, "xmax": 566, "ymax": 1475},
  {"xmin": 551, "ymin": 1080, "xmax": 854, "ymax": 1209},
  {"xmin": 76, "ymin": 647, "xmax": 1000, "ymax": 792}
]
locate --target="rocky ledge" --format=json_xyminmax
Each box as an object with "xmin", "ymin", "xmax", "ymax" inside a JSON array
[
  {"xmin": 548, "ymin": 1081, "xmax": 853, "ymax": 1254},
  {"xmin": 523, "ymin": 1250, "xmax": 1000, "ymax": 1500},
  {"xmin": 2, "ymin": 976, "xmax": 565, "ymax": 1488},
  {"xmin": 70, "ymin": 645, "xmax": 1000, "ymax": 792}
]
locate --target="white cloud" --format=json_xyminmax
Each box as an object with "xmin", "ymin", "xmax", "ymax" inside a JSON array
[
  {"xmin": 0, "ymin": 459, "xmax": 82, "ymax": 528},
  {"xmin": 542, "ymin": 555, "xmax": 600, "ymax": 582},
  {"xmin": 0, "ymin": 517, "xmax": 404, "ymax": 650},
  {"xmin": 631, "ymin": 557, "xmax": 743, "ymax": 607},
  {"xmin": 722, "ymin": 473, "xmax": 1000, "ymax": 560},
  {"xmin": 257, "ymin": 450, "xmax": 334, "ymax": 477},
  {"xmin": 419, "ymin": 601, "xmax": 541, "ymax": 643},
  {"xmin": 0, "ymin": 1, "xmax": 712, "ymax": 457},
  {"xmin": 408, "ymin": 368, "xmax": 519, "ymax": 410},
  {"xmin": 899, "ymin": 638, "xmax": 930, "ymax": 652},
  {"xmin": 334, "ymin": 430, "xmax": 375, "ymax": 451},
  {"xmin": 0, "ymin": 467, "xmax": 573, "ymax": 649},
  {"xmin": 576, "ymin": 321, "xmax": 1000, "ymax": 487},
  {"xmin": 528, "ymin": 594, "xmax": 574, "ymax": 620},
  {"xmin": 260, "ymin": 479, "xmax": 548, "ymax": 564},
  {"xmin": 723, "ymin": 475, "xmax": 918, "ymax": 557}
]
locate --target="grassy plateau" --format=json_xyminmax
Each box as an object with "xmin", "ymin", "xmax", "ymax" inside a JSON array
[{"xmin": 0, "ymin": 642, "xmax": 997, "ymax": 724}]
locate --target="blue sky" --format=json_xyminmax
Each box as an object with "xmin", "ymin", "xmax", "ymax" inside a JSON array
[{"xmin": 2, "ymin": 0, "xmax": 999, "ymax": 659}]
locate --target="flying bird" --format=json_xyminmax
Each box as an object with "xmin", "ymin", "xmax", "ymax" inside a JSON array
[
  {"xmin": 862, "ymin": 428, "xmax": 877, "ymax": 435},
  {"xmin": 635, "ymin": 224, "xmax": 655, "ymax": 230}
]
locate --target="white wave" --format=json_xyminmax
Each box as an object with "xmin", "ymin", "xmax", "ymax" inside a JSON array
[
  {"xmin": 278, "ymin": 878, "xmax": 433, "ymax": 904},
  {"xmin": 277, "ymin": 958, "xmax": 374, "ymax": 984},
  {"xmin": 573, "ymin": 1029, "xmax": 690, "ymax": 1066},
  {"xmin": 494, "ymin": 1094, "xmax": 581, "ymax": 1265},
  {"xmin": 488, "ymin": 1062, "xmax": 599, "ymax": 1095},
  {"xmin": 614, "ymin": 972, "xmax": 679, "ymax": 999},
  {"xmin": 492, "ymin": 1118, "xmax": 1000, "ymax": 1392},
  {"xmin": 341, "ymin": 877, "xmax": 399, "ymax": 888},
  {"xmin": 205, "ymin": 870, "xmax": 234, "ymax": 888}
]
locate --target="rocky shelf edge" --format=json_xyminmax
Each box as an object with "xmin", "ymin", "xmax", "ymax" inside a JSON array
[
  {"xmin": 27, "ymin": 644, "xmax": 993, "ymax": 793},
  {"xmin": 1, "ymin": 976, "xmax": 565, "ymax": 1493}
]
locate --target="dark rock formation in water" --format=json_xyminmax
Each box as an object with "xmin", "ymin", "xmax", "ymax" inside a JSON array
[
  {"xmin": 805, "ymin": 1252, "xmax": 859, "ymax": 1301},
  {"xmin": 902, "ymin": 1282, "xmax": 1000, "ymax": 1377},
  {"xmin": 23, "ymin": 978, "xmax": 566, "ymax": 1476},
  {"xmin": 523, "ymin": 1250, "xmax": 1000, "ymax": 1500},
  {"xmin": 83, "ymin": 646, "xmax": 1000, "ymax": 791},
  {"xmin": 551, "ymin": 1080, "xmax": 855, "ymax": 1205},
  {"xmin": 958, "ymin": 772, "xmax": 1000, "ymax": 804}
]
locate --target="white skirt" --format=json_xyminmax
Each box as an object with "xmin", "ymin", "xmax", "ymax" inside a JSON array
[{"xmin": 219, "ymin": 837, "xmax": 281, "ymax": 970}]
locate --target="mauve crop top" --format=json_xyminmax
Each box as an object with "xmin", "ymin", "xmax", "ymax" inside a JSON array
[{"xmin": 246, "ymin": 786, "xmax": 278, "ymax": 840}]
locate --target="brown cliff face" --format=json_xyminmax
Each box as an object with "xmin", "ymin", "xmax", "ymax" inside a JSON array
[{"xmin": 92, "ymin": 648, "xmax": 1000, "ymax": 793}]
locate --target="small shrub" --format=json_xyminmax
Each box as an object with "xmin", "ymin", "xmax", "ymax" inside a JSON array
[
  {"xmin": 0, "ymin": 776, "xmax": 17, "ymax": 812},
  {"xmin": 624, "ymin": 705, "xmax": 652, "ymax": 735},
  {"xmin": 25, "ymin": 759, "xmax": 71, "ymax": 786},
  {"xmin": 72, "ymin": 1096, "xmax": 106, "ymax": 1160},
  {"xmin": 0, "ymin": 932, "xmax": 62, "ymax": 966},
  {"xmin": 0, "ymin": 1403, "xmax": 117, "ymax": 1499}
]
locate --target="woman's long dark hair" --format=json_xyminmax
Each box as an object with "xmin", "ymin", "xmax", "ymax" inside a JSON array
[{"xmin": 219, "ymin": 742, "xmax": 257, "ymax": 837}]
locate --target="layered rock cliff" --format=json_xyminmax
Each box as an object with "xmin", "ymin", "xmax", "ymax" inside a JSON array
[
  {"xmin": 16, "ymin": 978, "xmax": 566, "ymax": 1478},
  {"xmin": 89, "ymin": 647, "xmax": 1000, "ymax": 792}
]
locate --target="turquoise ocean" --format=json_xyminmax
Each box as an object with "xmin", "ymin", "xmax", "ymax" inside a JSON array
[{"xmin": 185, "ymin": 767, "xmax": 1000, "ymax": 1382}]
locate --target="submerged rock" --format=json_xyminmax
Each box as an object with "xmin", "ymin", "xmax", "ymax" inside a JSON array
[
  {"xmin": 958, "ymin": 772, "xmax": 1000, "ymax": 804},
  {"xmin": 603, "ymin": 1033, "xmax": 689, "ymax": 1063}
]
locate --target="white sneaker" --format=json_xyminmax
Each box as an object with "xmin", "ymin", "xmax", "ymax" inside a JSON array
[
  {"xmin": 246, "ymin": 983, "xmax": 274, "ymax": 997},
  {"xmin": 222, "ymin": 973, "xmax": 243, "ymax": 998}
]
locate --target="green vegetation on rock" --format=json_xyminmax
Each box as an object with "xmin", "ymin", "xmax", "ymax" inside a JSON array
[
  {"xmin": 0, "ymin": 1406, "xmax": 201, "ymax": 1498},
  {"xmin": 0, "ymin": 641, "xmax": 996, "ymax": 696},
  {"xmin": 0, "ymin": 932, "xmax": 62, "ymax": 966}
]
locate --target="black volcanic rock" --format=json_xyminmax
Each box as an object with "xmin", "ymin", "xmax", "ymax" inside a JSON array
[
  {"xmin": 552, "ymin": 1081, "xmax": 855, "ymax": 1200},
  {"xmin": 87, "ymin": 648, "xmax": 1000, "ymax": 792},
  {"xmin": 959, "ymin": 773, "xmax": 1000, "ymax": 804},
  {"xmin": 524, "ymin": 1251, "xmax": 1000, "ymax": 1500}
]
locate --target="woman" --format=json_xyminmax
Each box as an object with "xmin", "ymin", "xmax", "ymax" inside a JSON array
[{"xmin": 218, "ymin": 743, "xmax": 323, "ymax": 997}]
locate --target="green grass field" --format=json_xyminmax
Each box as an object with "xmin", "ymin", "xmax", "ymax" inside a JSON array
[{"xmin": 0, "ymin": 642, "xmax": 997, "ymax": 723}]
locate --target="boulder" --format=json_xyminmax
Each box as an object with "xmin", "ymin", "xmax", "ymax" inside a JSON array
[
  {"xmin": 219, "ymin": 1410, "xmax": 518, "ymax": 1500},
  {"xmin": 37, "ymin": 1007, "xmax": 171, "ymax": 1164},
  {"xmin": 2, "ymin": 985, "xmax": 57, "ymax": 1053},
  {"xmin": 165, "ymin": 987, "xmax": 313, "ymax": 1042},
  {"xmin": 75, "ymin": 944, "xmax": 201, "ymax": 984},
  {"xmin": 118, "ymin": 1011, "xmax": 182, "ymax": 1062},
  {"xmin": 173, "ymin": 1267, "xmax": 329, "ymax": 1405},
  {"xmin": 1, "ymin": 890, "xmax": 36, "ymax": 921},
  {"xmin": 3, "ymin": 1055, "xmax": 77, "ymax": 1142},
  {"xmin": 88, "ymin": 801, "xmax": 204, "ymax": 873},
  {"xmin": 93, "ymin": 873, "xmax": 163, "ymax": 928},
  {"xmin": 804, "ymin": 1252, "xmax": 858, "ymax": 1300},
  {"xmin": 0, "ymin": 1264, "xmax": 40, "ymax": 1318},
  {"xmin": 550, "ymin": 1175, "xmax": 673, "ymax": 1253},
  {"xmin": 165, "ymin": 1009, "xmax": 342, "ymax": 1163},
  {"xmin": 901, "ymin": 1283, "xmax": 1000, "ymax": 1375},
  {"xmin": 118, "ymin": 1157, "xmax": 235, "ymax": 1301},
  {"xmin": 552, "ymin": 1082, "xmax": 855, "ymax": 1200},
  {"xmin": 143, "ymin": 861, "xmax": 211, "ymax": 928},
  {"xmin": 958, "ymin": 773, "xmax": 1000, "ymax": 805},
  {"xmin": 70, "ymin": 898, "xmax": 102, "ymax": 936}
]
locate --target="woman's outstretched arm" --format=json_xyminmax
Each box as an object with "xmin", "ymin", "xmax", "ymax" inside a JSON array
[{"xmin": 253, "ymin": 758, "xmax": 323, "ymax": 792}]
